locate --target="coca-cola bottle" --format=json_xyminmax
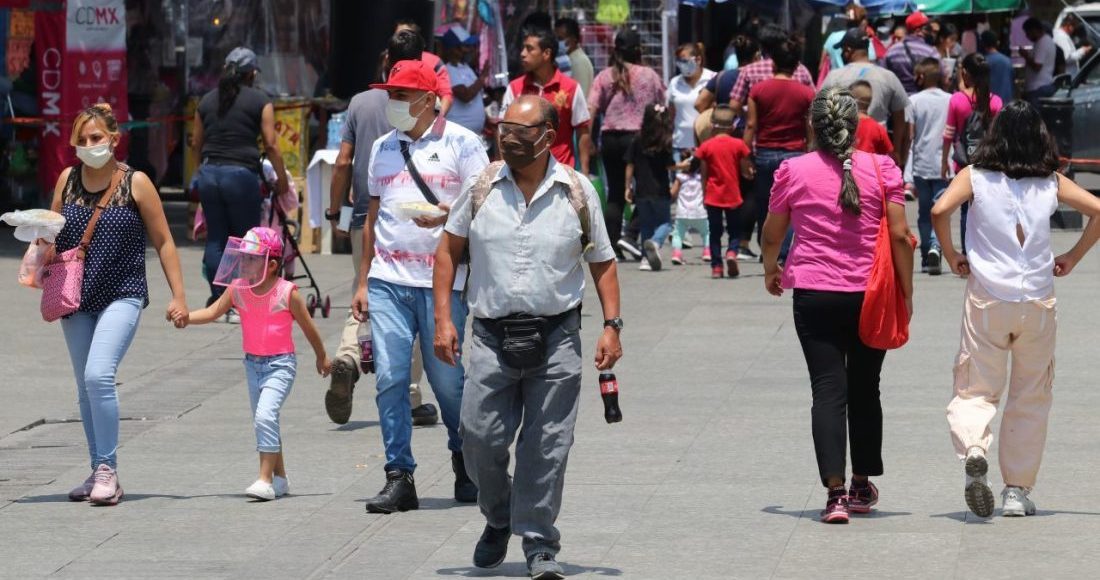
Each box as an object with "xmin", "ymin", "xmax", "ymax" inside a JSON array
[
  {"xmin": 600, "ymin": 372, "xmax": 622, "ymax": 424},
  {"xmin": 357, "ymin": 320, "xmax": 374, "ymax": 374}
]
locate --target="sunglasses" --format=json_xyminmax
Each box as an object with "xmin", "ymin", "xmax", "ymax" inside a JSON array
[{"xmin": 498, "ymin": 121, "xmax": 549, "ymax": 140}]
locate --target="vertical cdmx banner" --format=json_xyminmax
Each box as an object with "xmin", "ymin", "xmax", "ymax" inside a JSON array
[{"xmin": 35, "ymin": 0, "xmax": 127, "ymax": 200}]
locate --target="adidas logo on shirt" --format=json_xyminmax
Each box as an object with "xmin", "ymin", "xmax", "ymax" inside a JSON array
[{"xmin": 427, "ymin": 153, "xmax": 441, "ymax": 162}]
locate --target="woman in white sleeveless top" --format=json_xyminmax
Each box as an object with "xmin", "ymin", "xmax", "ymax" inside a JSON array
[{"xmin": 932, "ymin": 101, "xmax": 1100, "ymax": 519}]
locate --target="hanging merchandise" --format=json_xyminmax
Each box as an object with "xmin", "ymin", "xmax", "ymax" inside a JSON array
[
  {"xmin": 478, "ymin": 0, "xmax": 495, "ymax": 25},
  {"xmin": 596, "ymin": 0, "xmax": 630, "ymax": 25}
]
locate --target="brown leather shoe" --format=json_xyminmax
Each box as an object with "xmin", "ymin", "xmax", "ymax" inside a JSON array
[{"xmin": 325, "ymin": 356, "xmax": 358, "ymax": 424}]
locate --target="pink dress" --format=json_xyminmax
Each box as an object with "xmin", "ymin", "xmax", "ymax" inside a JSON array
[
  {"xmin": 769, "ymin": 151, "xmax": 906, "ymax": 292},
  {"xmin": 232, "ymin": 278, "xmax": 296, "ymax": 356}
]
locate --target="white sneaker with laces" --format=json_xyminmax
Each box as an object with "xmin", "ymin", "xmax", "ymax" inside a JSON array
[
  {"xmin": 1002, "ymin": 486, "xmax": 1036, "ymax": 517},
  {"xmin": 273, "ymin": 476, "xmax": 289, "ymax": 498},
  {"xmin": 638, "ymin": 261, "xmax": 652, "ymax": 271},
  {"xmin": 964, "ymin": 447, "xmax": 994, "ymax": 518},
  {"xmin": 246, "ymin": 479, "xmax": 276, "ymax": 501},
  {"xmin": 225, "ymin": 308, "xmax": 241, "ymax": 324}
]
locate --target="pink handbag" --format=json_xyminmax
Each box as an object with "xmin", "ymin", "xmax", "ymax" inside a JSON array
[{"xmin": 40, "ymin": 169, "xmax": 121, "ymax": 322}]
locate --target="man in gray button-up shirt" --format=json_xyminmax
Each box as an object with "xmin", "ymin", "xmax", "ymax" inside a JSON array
[{"xmin": 431, "ymin": 95, "xmax": 622, "ymax": 578}]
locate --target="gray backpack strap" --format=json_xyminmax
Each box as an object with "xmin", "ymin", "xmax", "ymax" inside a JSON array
[
  {"xmin": 561, "ymin": 166, "xmax": 594, "ymax": 254},
  {"xmin": 462, "ymin": 161, "xmax": 506, "ymax": 300},
  {"xmin": 471, "ymin": 160, "xmax": 507, "ymax": 221}
]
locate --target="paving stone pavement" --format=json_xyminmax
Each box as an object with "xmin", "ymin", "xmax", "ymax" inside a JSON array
[{"xmin": 1, "ymin": 203, "xmax": 1099, "ymax": 579}]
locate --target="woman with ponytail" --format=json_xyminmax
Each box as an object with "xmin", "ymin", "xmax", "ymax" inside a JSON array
[
  {"xmin": 761, "ymin": 87, "xmax": 914, "ymax": 524},
  {"xmin": 941, "ymin": 52, "xmax": 1002, "ymax": 250},
  {"xmin": 192, "ymin": 47, "xmax": 289, "ymax": 319},
  {"xmin": 588, "ymin": 29, "xmax": 666, "ymax": 259}
]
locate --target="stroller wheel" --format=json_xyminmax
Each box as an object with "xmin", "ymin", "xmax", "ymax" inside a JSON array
[
  {"xmin": 307, "ymin": 294, "xmax": 318, "ymax": 317},
  {"xmin": 322, "ymin": 296, "xmax": 332, "ymax": 318}
]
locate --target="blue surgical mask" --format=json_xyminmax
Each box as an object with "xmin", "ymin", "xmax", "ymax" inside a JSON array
[{"xmin": 676, "ymin": 59, "xmax": 698, "ymax": 76}]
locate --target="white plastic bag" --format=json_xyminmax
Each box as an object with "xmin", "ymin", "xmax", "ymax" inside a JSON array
[
  {"xmin": 18, "ymin": 240, "xmax": 53, "ymax": 289},
  {"xmin": 1, "ymin": 209, "xmax": 67, "ymax": 243}
]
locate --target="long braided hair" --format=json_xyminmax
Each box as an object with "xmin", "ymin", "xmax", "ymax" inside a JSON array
[{"xmin": 810, "ymin": 87, "xmax": 861, "ymax": 215}]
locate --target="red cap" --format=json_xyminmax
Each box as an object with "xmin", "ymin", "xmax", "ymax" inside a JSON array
[
  {"xmin": 370, "ymin": 59, "xmax": 439, "ymax": 93},
  {"xmin": 905, "ymin": 11, "xmax": 930, "ymax": 32}
]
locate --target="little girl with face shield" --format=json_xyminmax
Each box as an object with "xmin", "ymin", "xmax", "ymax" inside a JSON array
[{"xmin": 178, "ymin": 227, "xmax": 332, "ymax": 501}]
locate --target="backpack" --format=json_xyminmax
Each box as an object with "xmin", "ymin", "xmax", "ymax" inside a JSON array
[
  {"xmin": 468, "ymin": 161, "xmax": 594, "ymax": 253},
  {"xmin": 952, "ymin": 108, "xmax": 988, "ymax": 168}
]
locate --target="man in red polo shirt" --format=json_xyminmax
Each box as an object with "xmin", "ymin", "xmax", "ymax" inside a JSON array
[{"xmin": 500, "ymin": 26, "xmax": 592, "ymax": 174}]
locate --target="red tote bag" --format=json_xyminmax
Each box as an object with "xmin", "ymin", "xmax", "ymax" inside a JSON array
[{"xmin": 859, "ymin": 156, "xmax": 915, "ymax": 350}]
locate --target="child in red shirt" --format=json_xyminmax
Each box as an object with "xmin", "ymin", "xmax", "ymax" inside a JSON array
[
  {"xmin": 692, "ymin": 105, "xmax": 754, "ymax": 278},
  {"xmin": 850, "ymin": 81, "xmax": 894, "ymax": 156}
]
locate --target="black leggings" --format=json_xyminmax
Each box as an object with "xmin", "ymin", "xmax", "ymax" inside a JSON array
[
  {"xmin": 792, "ymin": 289, "xmax": 887, "ymax": 487},
  {"xmin": 600, "ymin": 131, "xmax": 636, "ymax": 248}
]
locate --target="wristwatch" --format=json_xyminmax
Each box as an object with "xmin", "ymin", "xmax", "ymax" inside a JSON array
[
  {"xmin": 603, "ymin": 317, "xmax": 624, "ymax": 331},
  {"xmin": 324, "ymin": 209, "xmax": 341, "ymax": 221}
]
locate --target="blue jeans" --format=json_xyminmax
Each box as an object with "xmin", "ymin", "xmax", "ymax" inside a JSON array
[
  {"xmin": 369, "ymin": 278, "xmax": 469, "ymax": 473},
  {"xmin": 914, "ymin": 177, "xmax": 949, "ymax": 260},
  {"xmin": 244, "ymin": 353, "xmax": 296, "ymax": 453},
  {"xmin": 196, "ymin": 163, "xmax": 262, "ymax": 302},
  {"xmin": 637, "ymin": 197, "xmax": 672, "ymax": 254},
  {"xmin": 61, "ymin": 298, "xmax": 143, "ymax": 470},
  {"xmin": 754, "ymin": 148, "xmax": 801, "ymax": 260}
]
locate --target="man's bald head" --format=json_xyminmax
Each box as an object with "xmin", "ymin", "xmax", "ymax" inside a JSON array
[{"xmin": 504, "ymin": 95, "xmax": 559, "ymax": 130}]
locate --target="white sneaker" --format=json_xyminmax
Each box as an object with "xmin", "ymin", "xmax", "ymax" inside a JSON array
[
  {"xmin": 638, "ymin": 261, "xmax": 652, "ymax": 271},
  {"xmin": 1002, "ymin": 486, "xmax": 1036, "ymax": 517},
  {"xmin": 225, "ymin": 308, "xmax": 241, "ymax": 324},
  {"xmin": 273, "ymin": 476, "xmax": 289, "ymax": 498},
  {"xmin": 246, "ymin": 479, "xmax": 276, "ymax": 501},
  {"xmin": 964, "ymin": 447, "xmax": 994, "ymax": 518}
]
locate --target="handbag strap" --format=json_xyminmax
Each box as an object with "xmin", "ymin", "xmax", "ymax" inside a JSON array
[
  {"xmin": 869, "ymin": 153, "xmax": 888, "ymax": 209},
  {"xmin": 399, "ymin": 140, "xmax": 441, "ymax": 206},
  {"xmin": 77, "ymin": 166, "xmax": 124, "ymax": 258}
]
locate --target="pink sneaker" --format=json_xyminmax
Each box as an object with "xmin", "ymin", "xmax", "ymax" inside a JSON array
[
  {"xmin": 821, "ymin": 487, "xmax": 849, "ymax": 524},
  {"xmin": 671, "ymin": 250, "xmax": 684, "ymax": 265},
  {"xmin": 68, "ymin": 472, "xmax": 95, "ymax": 502},
  {"xmin": 89, "ymin": 464, "xmax": 123, "ymax": 506},
  {"xmin": 702, "ymin": 248, "xmax": 712, "ymax": 262},
  {"xmin": 725, "ymin": 250, "xmax": 739, "ymax": 278}
]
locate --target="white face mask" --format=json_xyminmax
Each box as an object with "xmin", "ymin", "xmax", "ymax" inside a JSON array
[
  {"xmin": 385, "ymin": 93, "xmax": 431, "ymax": 132},
  {"xmin": 76, "ymin": 143, "xmax": 114, "ymax": 169}
]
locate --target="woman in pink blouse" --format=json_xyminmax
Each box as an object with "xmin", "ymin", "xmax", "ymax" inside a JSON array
[
  {"xmin": 762, "ymin": 87, "xmax": 914, "ymax": 524},
  {"xmin": 588, "ymin": 28, "xmax": 667, "ymax": 258},
  {"xmin": 941, "ymin": 53, "xmax": 1002, "ymax": 250}
]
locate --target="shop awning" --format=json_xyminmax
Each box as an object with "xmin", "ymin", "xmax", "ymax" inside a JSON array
[{"xmin": 684, "ymin": 0, "xmax": 1022, "ymax": 15}]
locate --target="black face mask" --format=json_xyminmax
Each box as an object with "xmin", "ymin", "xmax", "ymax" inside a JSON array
[{"xmin": 499, "ymin": 128, "xmax": 551, "ymax": 169}]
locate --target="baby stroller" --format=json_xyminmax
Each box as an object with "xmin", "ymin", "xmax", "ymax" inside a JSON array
[{"xmin": 259, "ymin": 161, "xmax": 332, "ymax": 318}]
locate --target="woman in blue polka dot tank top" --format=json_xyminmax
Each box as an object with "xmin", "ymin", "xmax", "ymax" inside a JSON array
[{"xmin": 49, "ymin": 104, "xmax": 189, "ymax": 506}]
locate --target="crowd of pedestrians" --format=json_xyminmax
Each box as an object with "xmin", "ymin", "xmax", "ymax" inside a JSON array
[{"xmin": 28, "ymin": 7, "xmax": 1100, "ymax": 580}]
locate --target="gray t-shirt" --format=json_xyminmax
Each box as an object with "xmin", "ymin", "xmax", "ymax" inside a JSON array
[
  {"xmin": 342, "ymin": 89, "xmax": 391, "ymax": 228},
  {"xmin": 907, "ymin": 88, "xmax": 951, "ymax": 179},
  {"xmin": 822, "ymin": 62, "xmax": 910, "ymax": 125}
]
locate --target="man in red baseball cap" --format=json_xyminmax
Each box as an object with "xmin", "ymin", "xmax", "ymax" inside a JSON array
[
  {"xmin": 885, "ymin": 10, "xmax": 941, "ymax": 94},
  {"xmin": 355, "ymin": 57, "xmax": 490, "ymax": 516}
]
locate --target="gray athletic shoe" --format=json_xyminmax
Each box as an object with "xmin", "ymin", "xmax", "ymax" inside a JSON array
[
  {"xmin": 1002, "ymin": 486, "xmax": 1037, "ymax": 517},
  {"xmin": 527, "ymin": 552, "xmax": 565, "ymax": 580},
  {"xmin": 964, "ymin": 448, "xmax": 995, "ymax": 518}
]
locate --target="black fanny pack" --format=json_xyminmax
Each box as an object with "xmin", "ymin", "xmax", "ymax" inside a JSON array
[{"xmin": 478, "ymin": 308, "xmax": 578, "ymax": 370}]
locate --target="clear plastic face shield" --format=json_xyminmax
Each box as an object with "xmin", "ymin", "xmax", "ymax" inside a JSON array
[{"xmin": 213, "ymin": 236, "xmax": 271, "ymax": 289}]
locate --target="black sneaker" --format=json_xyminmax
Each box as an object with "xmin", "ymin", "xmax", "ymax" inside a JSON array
[
  {"xmin": 452, "ymin": 452, "xmax": 478, "ymax": 503},
  {"xmin": 325, "ymin": 357, "xmax": 358, "ymax": 424},
  {"xmin": 616, "ymin": 237, "xmax": 643, "ymax": 260},
  {"xmin": 364, "ymin": 470, "xmax": 419, "ymax": 514},
  {"xmin": 527, "ymin": 552, "xmax": 565, "ymax": 580},
  {"xmin": 411, "ymin": 403, "xmax": 439, "ymax": 426},
  {"xmin": 473, "ymin": 524, "xmax": 511, "ymax": 568},
  {"xmin": 739, "ymin": 246, "xmax": 759, "ymax": 259}
]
